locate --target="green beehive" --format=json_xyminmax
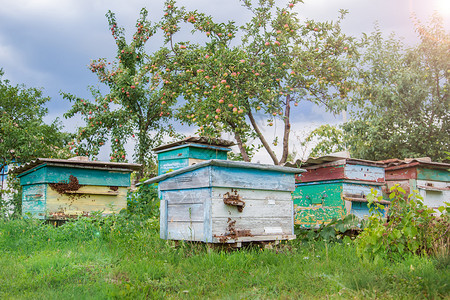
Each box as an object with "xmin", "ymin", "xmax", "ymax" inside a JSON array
[
  {"xmin": 286, "ymin": 154, "xmax": 388, "ymax": 228},
  {"xmin": 153, "ymin": 137, "xmax": 235, "ymax": 175},
  {"xmin": 13, "ymin": 157, "xmax": 141, "ymax": 220}
]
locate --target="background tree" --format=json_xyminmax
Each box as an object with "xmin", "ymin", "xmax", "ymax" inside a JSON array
[
  {"xmin": 0, "ymin": 69, "xmax": 70, "ymax": 214},
  {"xmin": 63, "ymin": 9, "xmax": 182, "ymax": 177},
  {"xmin": 343, "ymin": 14, "xmax": 449, "ymax": 161},
  {"xmin": 161, "ymin": 0, "xmax": 361, "ymax": 164}
]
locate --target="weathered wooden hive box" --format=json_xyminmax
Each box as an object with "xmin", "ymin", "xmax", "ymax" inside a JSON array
[
  {"xmin": 143, "ymin": 159, "xmax": 303, "ymax": 245},
  {"xmin": 153, "ymin": 137, "xmax": 234, "ymax": 175},
  {"xmin": 289, "ymin": 154, "xmax": 388, "ymax": 227},
  {"xmin": 384, "ymin": 158, "xmax": 450, "ymax": 213},
  {"xmin": 13, "ymin": 157, "xmax": 141, "ymax": 220}
]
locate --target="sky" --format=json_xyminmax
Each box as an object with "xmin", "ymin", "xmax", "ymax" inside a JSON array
[{"xmin": 1, "ymin": 0, "xmax": 449, "ymax": 163}]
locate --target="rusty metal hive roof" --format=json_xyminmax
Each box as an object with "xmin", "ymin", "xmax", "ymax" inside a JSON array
[
  {"xmin": 285, "ymin": 153, "xmax": 385, "ymax": 168},
  {"xmin": 152, "ymin": 136, "xmax": 235, "ymax": 152},
  {"xmin": 12, "ymin": 158, "xmax": 142, "ymax": 175}
]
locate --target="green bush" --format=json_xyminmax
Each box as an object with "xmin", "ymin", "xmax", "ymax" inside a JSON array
[
  {"xmin": 126, "ymin": 182, "xmax": 160, "ymax": 219},
  {"xmin": 357, "ymin": 185, "xmax": 450, "ymax": 260}
]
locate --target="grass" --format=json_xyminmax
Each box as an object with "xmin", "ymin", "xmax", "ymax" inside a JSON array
[{"xmin": 0, "ymin": 216, "xmax": 448, "ymax": 299}]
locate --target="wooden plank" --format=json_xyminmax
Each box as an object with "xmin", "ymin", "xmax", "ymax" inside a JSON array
[
  {"xmin": 344, "ymin": 164, "xmax": 385, "ymax": 182},
  {"xmin": 293, "ymin": 182, "xmax": 343, "ymax": 206},
  {"xmin": 167, "ymin": 221, "xmax": 204, "ymax": 241},
  {"xmin": 160, "ymin": 199, "xmax": 168, "ymax": 239},
  {"xmin": 212, "ymin": 234, "xmax": 296, "ymax": 243},
  {"xmin": 210, "ymin": 167, "xmax": 295, "ymax": 191},
  {"xmin": 158, "ymin": 158, "xmax": 189, "ymax": 175},
  {"xmin": 22, "ymin": 184, "xmax": 46, "ymax": 219},
  {"xmin": 417, "ymin": 167, "xmax": 450, "ymax": 182},
  {"xmin": 157, "ymin": 147, "xmax": 190, "ymax": 161},
  {"xmin": 386, "ymin": 180, "xmax": 412, "ymax": 194},
  {"xmin": 417, "ymin": 180, "xmax": 449, "ymax": 211},
  {"xmin": 167, "ymin": 203, "xmax": 204, "ymax": 222},
  {"xmin": 45, "ymin": 185, "xmax": 127, "ymax": 218},
  {"xmin": 211, "ymin": 217, "xmax": 293, "ymax": 237},
  {"xmin": 203, "ymin": 191, "xmax": 213, "ymax": 243},
  {"xmin": 385, "ymin": 166, "xmax": 417, "ymax": 180},
  {"xmin": 294, "ymin": 206, "xmax": 346, "ymax": 227},
  {"xmin": 212, "ymin": 188, "xmax": 292, "ymax": 201},
  {"xmin": 296, "ymin": 165, "xmax": 345, "ymax": 183},
  {"xmin": 34, "ymin": 166, "xmax": 131, "ymax": 187},
  {"xmin": 211, "ymin": 198, "xmax": 292, "ymax": 218},
  {"xmin": 18, "ymin": 166, "xmax": 47, "ymax": 186},
  {"xmin": 162, "ymin": 188, "xmax": 210, "ymax": 204},
  {"xmin": 159, "ymin": 167, "xmax": 211, "ymax": 191},
  {"xmin": 342, "ymin": 182, "xmax": 382, "ymax": 199},
  {"xmin": 416, "ymin": 180, "xmax": 450, "ymax": 191},
  {"xmin": 188, "ymin": 158, "xmax": 207, "ymax": 166},
  {"xmin": 189, "ymin": 147, "xmax": 228, "ymax": 160}
]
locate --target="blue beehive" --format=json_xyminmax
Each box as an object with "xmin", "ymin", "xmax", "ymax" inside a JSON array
[{"xmin": 142, "ymin": 160, "xmax": 304, "ymax": 246}]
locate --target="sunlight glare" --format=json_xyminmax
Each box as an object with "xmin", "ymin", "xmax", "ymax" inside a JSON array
[{"xmin": 436, "ymin": 0, "xmax": 450, "ymax": 17}]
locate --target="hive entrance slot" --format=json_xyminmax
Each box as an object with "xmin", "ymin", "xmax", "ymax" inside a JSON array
[{"xmin": 223, "ymin": 189, "xmax": 245, "ymax": 212}]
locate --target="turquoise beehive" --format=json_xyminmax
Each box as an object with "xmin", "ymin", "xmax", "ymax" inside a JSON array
[{"xmin": 153, "ymin": 137, "xmax": 234, "ymax": 175}]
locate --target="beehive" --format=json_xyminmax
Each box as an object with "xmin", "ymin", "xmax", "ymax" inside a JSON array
[
  {"xmin": 13, "ymin": 157, "xmax": 141, "ymax": 220},
  {"xmin": 142, "ymin": 159, "xmax": 304, "ymax": 246},
  {"xmin": 288, "ymin": 154, "xmax": 388, "ymax": 228},
  {"xmin": 153, "ymin": 137, "xmax": 234, "ymax": 175},
  {"xmin": 384, "ymin": 158, "xmax": 450, "ymax": 214}
]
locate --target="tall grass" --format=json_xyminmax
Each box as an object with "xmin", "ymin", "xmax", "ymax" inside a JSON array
[{"xmin": 0, "ymin": 216, "xmax": 448, "ymax": 299}]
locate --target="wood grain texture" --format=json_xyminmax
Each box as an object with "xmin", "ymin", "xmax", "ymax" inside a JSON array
[
  {"xmin": 18, "ymin": 166, "xmax": 47, "ymax": 186},
  {"xmin": 167, "ymin": 221, "xmax": 204, "ymax": 241},
  {"xmin": 162, "ymin": 188, "xmax": 210, "ymax": 204},
  {"xmin": 160, "ymin": 199, "xmax": 168, "ymax": 239},
  {"xmin": 344, "ymin": 164, "xmax": 385, "ymax": 182},
  {"xmin": 417, "ymin": 167, "xmax": 450, "ymax": 182},
  {"xmin": 22, "ymin": 184, "xmax": 46, "ymax": 219},
  {"xmin": 159, "ymin": 167, "xmax": 212, "ymax": 191},
  {"xmin": 385, "ymin": 166, "xmax": 417, "ymax": 180},
  {"xmin": 167, "ymin": 203, "xmax": 204, "ymax": 222},
  {"xmin": 45, "ymin": 185, "xmax": 127, "ymax": 217},
  {"xmin": 212, "ymin": 217, "xmax": 293, "ymax": 237},
  {"xmin": 296, "ymin": 165, "xmax": 345, "ymax": 183},
  {"xmin": 342, "ymin": 182, "xmax": 382, "ymax": 199},
  {"xmin": 210, "ymin": 166, "xmax": 295, "ymax": 191},
  {"xmin": 159, "ymin": 158, "xmax": 189, "ymax": 175},
  {"xmin": 19, "ymin": 165, "xmax": 131, "ymax": 187}
]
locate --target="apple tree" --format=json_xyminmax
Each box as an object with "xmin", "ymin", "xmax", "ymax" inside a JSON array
[
  {"xmin": 162, "ymin": 0, "xmax": 361, "ymax": 164},
  {"xmin": 63, "ymin": 8, "xmax": 182, "ymax": 177}
]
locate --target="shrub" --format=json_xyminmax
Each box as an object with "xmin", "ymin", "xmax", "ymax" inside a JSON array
[
  {"xmin": 126, "ymin": 182, "xmax": 160, "ymax": 219},
  {"xmin": 357, "ymin": 185, "xmax": 450, "ymax": 260}
]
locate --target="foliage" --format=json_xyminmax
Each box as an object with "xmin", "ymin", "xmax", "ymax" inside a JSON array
[
  {"xmin": 357, "ymin": 186, "xmax": 450, "ymax": 260},
  {"xmin": 303, "ymin": 15, "xmax": 449, "ymax": 162},
  {"xmin": 158, "ymin": 0, "xmax": 362, "ymax": 164},
  {"xmin": 302, "ymin": 124, "xmax": 346, "ymax": 157},
  {"xmin": 127, "ymin": 183, "xmax": 160, "ymax": 218},
  {"xmin": 296, "ymin": 214, "xmax": 361, "ymax": 242},
  {"xmin": 0, "ymin": 70, "xmax": 70, "ymax": 165},
  {"xmin": 63, "ymin": 9, "xmax": 182, "ymax": 177},
  {"xmin": 0, "ymin": 216, "xmax": 448, "ymax": 298},
  {"xmin": 0, "ymin": 70, "xmax": 71, "ymax": 215},
  {"xmin": 345, "ymin": 15, "xmax": 449, "ymax": 161}
]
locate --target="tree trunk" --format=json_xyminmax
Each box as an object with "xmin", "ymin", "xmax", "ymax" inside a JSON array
[
  {"xmin": 280, "ymin": 94, "xmax": 291, "ymax": 165},
  {"xmin": 230, "ymin": 126, "xmax": 251, "ymax": 162},
  {"xmin": 247, "ymin": 110, "xmax": 279, "ymax": 165}
]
